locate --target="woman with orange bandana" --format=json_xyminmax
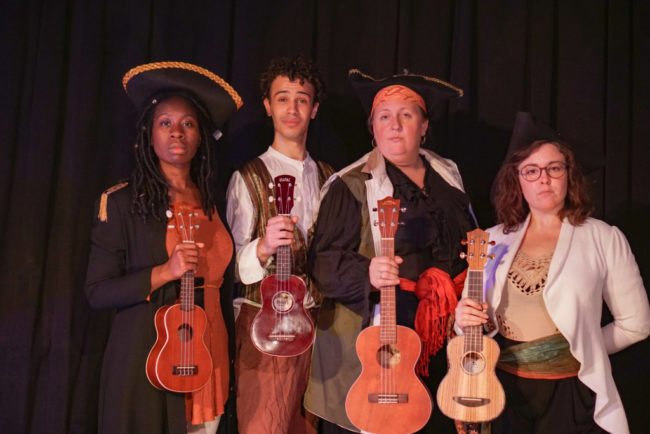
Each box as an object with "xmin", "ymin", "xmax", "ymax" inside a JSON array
[{"xmin": 303, "ymin": 70, "xmax": 476, "ymax": 433}]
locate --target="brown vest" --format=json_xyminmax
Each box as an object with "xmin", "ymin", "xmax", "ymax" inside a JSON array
[{"xmin": 237, "ymin": 157, "xmax": 334, "ymax": 304}]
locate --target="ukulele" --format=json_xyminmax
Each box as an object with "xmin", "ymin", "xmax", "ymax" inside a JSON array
[
  {"xmin": 436, "ymin": 228, "xmax": 505, "ymax": 422},
  {"xmin": 250, "ymin": 174, "xmax": 315, "ymax": 357},
  {"xmin": 345, "ymin": 197, "xmax": 432, "ymax": 434},
  {"xmin": 146, "ymin": 202, "xmax": 212, "ymax": 392}
]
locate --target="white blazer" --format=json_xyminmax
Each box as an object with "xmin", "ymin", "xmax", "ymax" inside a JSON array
[{"xmin": 480, "ymin": 215, "xmax": 650, "ymax": 434}]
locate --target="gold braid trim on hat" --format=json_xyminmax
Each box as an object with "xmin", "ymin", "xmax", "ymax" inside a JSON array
[
  {"xmin": 122, "ymin": 61, "xmax": 243, "ymax": 109},
  {"xmin": 349, "ymin": 68, "xmax": 464, "ymax": 98}
]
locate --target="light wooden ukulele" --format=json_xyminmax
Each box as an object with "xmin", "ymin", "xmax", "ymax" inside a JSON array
[
  {"xmin": 146, "ymin": 203, "xmax": 212, "ymax": 392},
  {"xmin": 345, "ymin": 197, "xmax": 432, "ymax": 434},
  {"xmin": 436, "ymin": 228, "xmax": 505, "ymax": 422},
  {"xmin": 250, "ymin": 174, "xmax": 315, "ymax": 357}
]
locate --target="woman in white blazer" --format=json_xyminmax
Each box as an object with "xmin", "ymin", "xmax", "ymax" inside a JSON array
[{"xmin": 455, "ymin": 112, "xmax": 650, "ymax": 434}]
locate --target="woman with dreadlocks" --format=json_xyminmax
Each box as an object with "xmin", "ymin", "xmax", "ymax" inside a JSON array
[{"xmin": 85, "ymin": 62, "xmax": 242, "ymax": 434}]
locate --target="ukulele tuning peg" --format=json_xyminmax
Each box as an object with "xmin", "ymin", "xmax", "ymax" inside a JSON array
[
  {"xmin": 268, "ymin": 196, "xmax": 274, "ymax": 203},
  {"xmin": 400, "ymin": 207, "xmax": 407, "ymax": 212},
  {"xmin": 489, "ymin": 241, "xmax": 496, "ymax": 246},
  {"xmin": 461, "ymin": 239, "xmax": 467, "ymax": 246},
  {"xmin": 372, "ymin": 207, "xmax": 377, "ymax": 212},
  {"xmin": 166, "ymin": 210, "xmax": 173, "ymax": 218},
  {"xmin": 373, "ymin": 220, "xmax": 378, "ymax": 226},
  {"xmin": 459, "ymin": 252, "xmax": 467, "ymax": 259},
  {"xmin": 268, "ymin": 182, "xmax": 274, "ymax": 189},
  {"xmin": 488, "ymin": 254, "xmax": 495, "ymax": 260},
  {"xmin": 398, "ymin": 222, "xmax": 405, "ymax": 226}
]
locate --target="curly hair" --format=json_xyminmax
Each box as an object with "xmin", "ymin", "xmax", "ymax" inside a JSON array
[
  {"xmin": 492, "ymin": 140, "xmax": 594, "ymax": 233},
  {"xmin": 259, "ymin": 54, "xmax": 325, "ymax": 103},
  {"xmin": 130, "ymin": 89, "xmax": 218, "ymax": 221}
]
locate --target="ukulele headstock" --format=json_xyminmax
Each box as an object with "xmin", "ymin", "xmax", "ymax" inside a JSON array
[
  {"xmin": 273, "ymin": 175, "xmax": 296, "ymax": 215},
  {"xmin": 376, "ymin": 197, "xmax": 401, "ymax": 240},
  {"xmin": 461, "ymin": 228, "xmax": 493, "ymax": 270},
  {"xmin": 171, "ymin": 202, "xmax": 199, "ymax": 242}
]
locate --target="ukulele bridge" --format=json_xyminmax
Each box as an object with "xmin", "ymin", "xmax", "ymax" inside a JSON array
[
  {"xmin": 452, "ymin": 396, "xmax": 491, "ymax": 407},
  {"xmin": 368, "ymin": 393, "xmax": 409, "ymax": 404},
  {"xmin": 268, "ymin": 333, "xmax": 296, "ymax": 341},
  {"xmin": 172, "ymin": 366, "xmax": 199, "ymax": 376}
]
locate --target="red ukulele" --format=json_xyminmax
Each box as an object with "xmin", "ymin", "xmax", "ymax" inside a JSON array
[
  {"xmin": 146, "ymin": 203, "xmax": 212, "ymax": 392},
  {"xmin": 250, "ymin": 175, "xmax": 315, "ymax": 357},
  {"xmin": 345, "ymin": 197, "xmax": 432, "ymax": 434},
  {"xmin": 436, "ymin": 228, "xmax": 505, "ymax": 422}
]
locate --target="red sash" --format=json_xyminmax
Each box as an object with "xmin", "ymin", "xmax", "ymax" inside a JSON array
[{"xmin": 400, "ymin": 268, "xmax": 467, "ymax": 376}]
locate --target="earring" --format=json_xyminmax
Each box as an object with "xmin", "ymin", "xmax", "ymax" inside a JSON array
[
  {"xmin": 371, "ymin": 137, "xmax": 377, "ymax": 147},
  {"xmin": 420, "ymin": 135, "xmax": 426, "ymax": 145}
]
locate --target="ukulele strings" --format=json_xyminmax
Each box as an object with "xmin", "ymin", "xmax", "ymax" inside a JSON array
[
  {"xmin": 380, "ymin": 213, "xmax": 396, "ymax": 401},
  {"xmin": 275, "ymin": 178, "xmax": 292, "ymax": 334},
  {"xmin": 179, "ymin": 210, "xmax": 195, "ymax": 375},
  {"xmin": 467, "ymin": 268, "xmax": 481, "ymax": 397}
]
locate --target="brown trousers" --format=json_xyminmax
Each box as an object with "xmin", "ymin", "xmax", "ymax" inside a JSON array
[{"xmin": 235, "ymin": 303, "xmax": 318, "ymax": 434}]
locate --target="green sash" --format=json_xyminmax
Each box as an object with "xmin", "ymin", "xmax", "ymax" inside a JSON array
[{"xmin": 497, "ymin": 333, "xmax": 580, "ymax": 379}]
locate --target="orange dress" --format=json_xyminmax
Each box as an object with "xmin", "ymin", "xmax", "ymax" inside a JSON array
[{"xmin": 165, "ymin": 203, "xmax": 233, "ymax": 424}]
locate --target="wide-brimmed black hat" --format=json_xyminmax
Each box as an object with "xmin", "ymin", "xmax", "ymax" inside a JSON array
[
  {"xmin": 122, "ymin": 61, "xmax": 243, "ymax": 130},
  {"xmin": 348, "ymin": 68, "xmax": 463, "ymax": 117}
]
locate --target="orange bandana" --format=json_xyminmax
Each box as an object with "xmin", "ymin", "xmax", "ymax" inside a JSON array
[{"xmin": 371, "ymin": 85, "xmax": 427, "ymax": 117}]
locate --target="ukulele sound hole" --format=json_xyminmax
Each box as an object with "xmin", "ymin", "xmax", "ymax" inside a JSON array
[
  {"xmin": 177, "ymin": 324, "xmax": 194, "ymax": 342},
  {"xmin": 272, "ymin": 291, "xmax": 294, "ymax": 313},
  {"xmin": 376, "ymin": 344, "xmax": 401, "ymax": 368},
  {"xmin": 461, "ymin": 351, "xmax": 485, "ymax": 375}
]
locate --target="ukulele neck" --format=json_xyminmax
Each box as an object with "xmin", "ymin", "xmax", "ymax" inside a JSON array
[
  {"xmin": 463, "ymin": 269, "xmax": 484, "ymax": 351},
  {"xmin": 180, "ymin": 269, "xmax": 195, "ymax": 312},
  {"xmin": 276, "ymin": 244, "xmax": 291, "ymax": 282},
  {"xmin": 380, "ymin": 237, "xmax": 396, "ymax": 344}
]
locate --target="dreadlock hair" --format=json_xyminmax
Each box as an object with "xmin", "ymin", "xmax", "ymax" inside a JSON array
[
  {"xmin": 259, "ymin": 54, "xmax": 325, "ymax": 103},
  {"xmin": 130, "ymin": 89, "xmax": 218, "ymax": 222}
]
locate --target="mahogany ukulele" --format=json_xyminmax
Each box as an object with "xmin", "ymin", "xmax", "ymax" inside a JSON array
[
  {"xmin": 146, "ymin": 203, "xmax": 212, "ymax": 392},
  {"xmin": 250, "ymin": 175, "xmax": 315, "ymax": 357},
  {"xmin": 345, "ymin": 197, "xmax": 432, "ymax": 434},
  {"xmin": 436, "ymin": 228, "xmax": 505, "ymax": 422}
]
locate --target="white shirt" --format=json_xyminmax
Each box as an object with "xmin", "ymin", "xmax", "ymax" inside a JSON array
[{"xmin": 226, "ymin": 146, "xmax": 322, "ymax": 291}]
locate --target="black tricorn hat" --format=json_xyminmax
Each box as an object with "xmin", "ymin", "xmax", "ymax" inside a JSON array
[
  {"xmin": 506, "ymin": 111, "xmax": 561, "ymax": 156},
  {"xmin": 506, "ymin": 111, "xmax": 603, "ymax": 173},
  {"xmin": 348, "ymin": 68, "xmax": 463, "ymax": 117},
  {"xmin": 122, "ymin": 61, "xmax": 243, "ymax": 130}
]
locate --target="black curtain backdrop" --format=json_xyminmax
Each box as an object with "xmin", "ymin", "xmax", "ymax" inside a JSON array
[{"xmin": 1, "ymin": 1, "xmax": 649, "ymax": 433}]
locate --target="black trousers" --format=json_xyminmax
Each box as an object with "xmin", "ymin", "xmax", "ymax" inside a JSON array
[{"xmin": 491, "ymin": 335, "xmax": 608, "ymax": 434}]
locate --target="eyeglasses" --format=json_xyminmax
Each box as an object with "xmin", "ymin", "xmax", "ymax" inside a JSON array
[{"xmin": 519, "ymin": 162, "xmax": 567, "ymax": 182}]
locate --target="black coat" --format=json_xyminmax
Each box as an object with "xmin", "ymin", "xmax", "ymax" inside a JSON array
[{"xmin": 85, "ymin": 184, "xmax": 236, "ymax": 434}]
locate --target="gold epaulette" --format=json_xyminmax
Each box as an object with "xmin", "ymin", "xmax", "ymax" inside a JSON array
[{"xmin": 98, "ymin": 182, "xmax": 128, "ymax": 222}]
